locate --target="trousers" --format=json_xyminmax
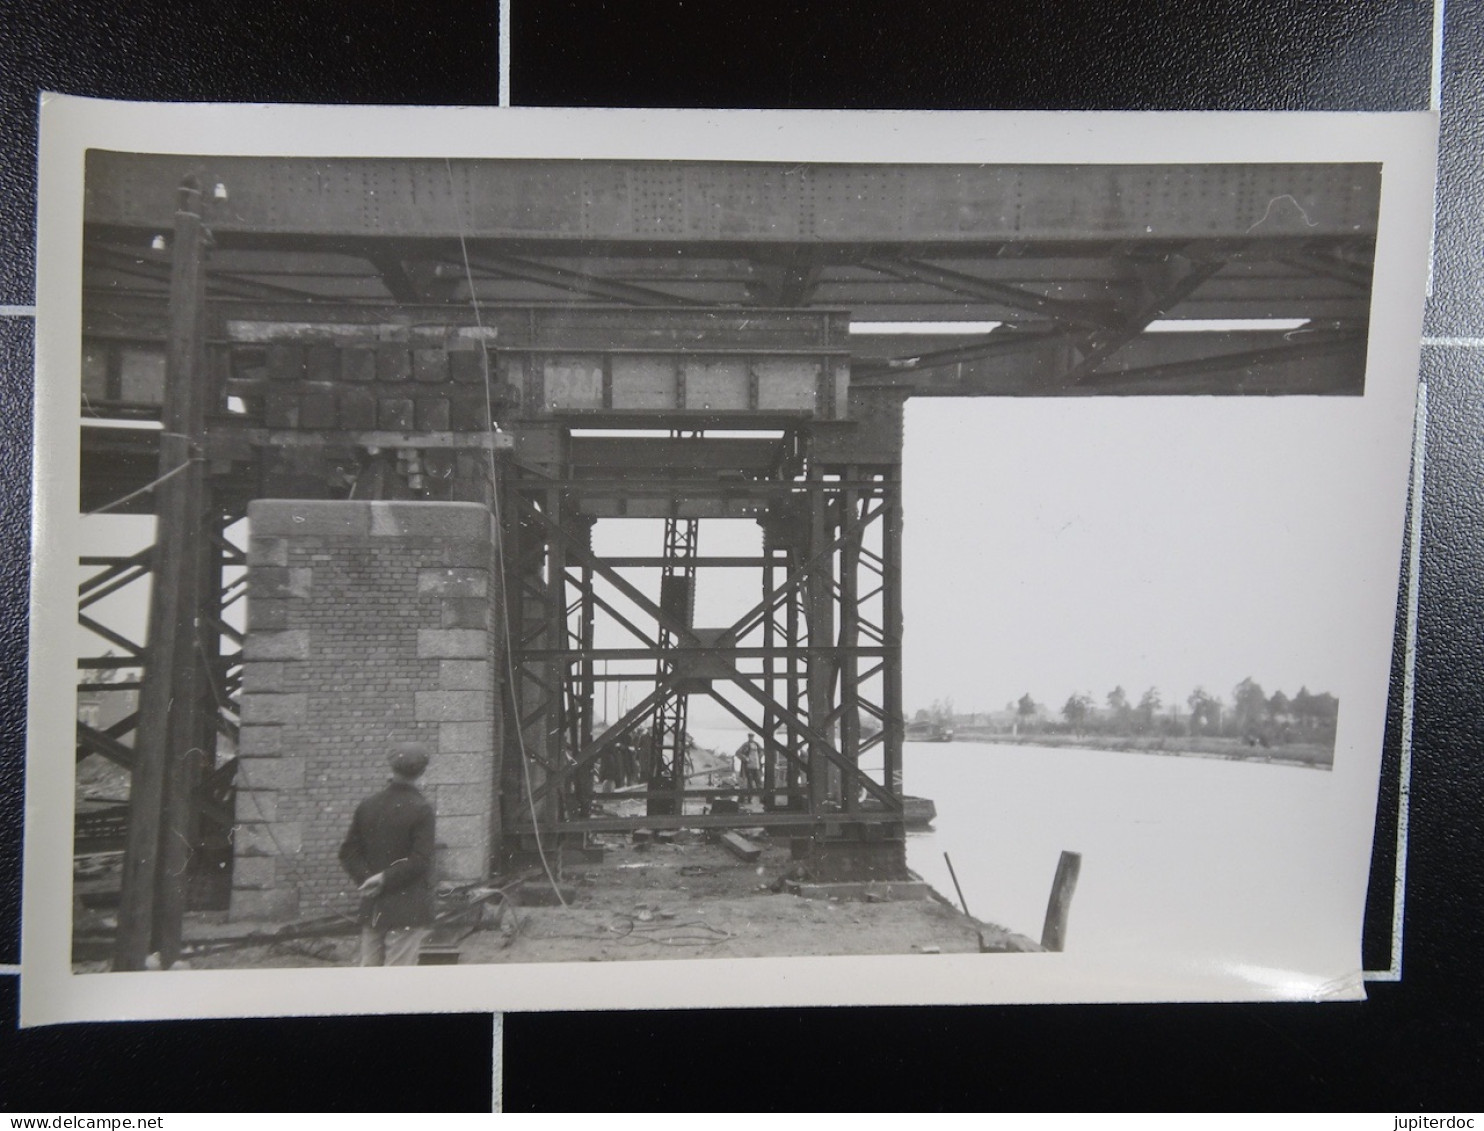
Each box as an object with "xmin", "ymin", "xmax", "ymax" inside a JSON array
[{"xmin": 359, "ymin": 925, "xmax": 430, "ymax": 966}]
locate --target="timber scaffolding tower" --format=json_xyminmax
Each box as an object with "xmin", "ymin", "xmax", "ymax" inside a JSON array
[{"xmin": 75, "ymin": 155, "xmax": 1380, "ymax": 969}]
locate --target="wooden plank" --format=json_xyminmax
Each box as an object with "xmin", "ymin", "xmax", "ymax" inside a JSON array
[{"xmin": 719, "ymin": 831, "xmax": 762, "ymax": 863}]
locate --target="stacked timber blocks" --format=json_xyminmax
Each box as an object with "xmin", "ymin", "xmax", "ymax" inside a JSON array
[{"xmin": 231, "ymin": 500, "xmax": 497, "ymax": 922}]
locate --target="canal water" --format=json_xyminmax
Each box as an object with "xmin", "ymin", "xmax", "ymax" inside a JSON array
[{"xmin": 691, "ymin": 726, "xmax": 1366, "ymax": 975}]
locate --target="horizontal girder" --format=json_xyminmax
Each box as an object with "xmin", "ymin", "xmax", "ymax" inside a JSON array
[{"xmin": 87, "ymin": 155, "xmax": 1379, "ymax": 244}]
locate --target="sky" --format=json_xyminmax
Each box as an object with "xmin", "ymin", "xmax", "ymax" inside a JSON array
[{"xmin": 900, "ymin": 396, "xmax": 1379, "ymax": 717}]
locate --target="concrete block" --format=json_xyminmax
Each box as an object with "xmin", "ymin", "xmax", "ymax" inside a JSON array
[
  {"xmin": 416, "ymin": 396, "xmax": 451, "ymax": 431},
  {"xmin": 415, "ymin": 690, "xmax": 486, "ymax": 723},
  {"xmin": 378, "ymin": 397, "xmax": 415, "ymax": 429},
  {"xmin": 244, "ymin": 629, "xmax": 310, "ymax": 661},
  {"xmin": 418, "ymin": 628, "xmax": 488, "ymax": 659},
  {"xmin": 438, "ymin": 721, "xmax": 492, "ymax": 753},
  {"xmin": 412, "ymin": 348, "xmax": 448, "ymax": 384},
  {"xmin": 376, "ymin": 347, "xmax": 411, "ymax": 383},
  {"xmin": 240, "ymin": 692, "xmax": 307, "ymax": 726},
  {"xmin": 266, "ymin": 343, "xmax": 305, "ymax": 380},
  {"xmin": 337, "ymin": 386, "xmax": 377, "ymax": 430},
  {"xmin": 237, "ymin": 724, "xmax": 285, "ymax": 756},
  {"xmin": 445, "ymin": 539, "xmax": 492, "ymax": 568},
  {"xmin": 241, "ymin": 661, "xmax": 286, "ymax": 693},
  {"xmin": 299, "ymin": 384, "xmax": 338, "ymax": 429},
  {"xmin": 233, "ymin": 856, "xmax": 277, "ymax": 890},
  {"xmin": 441, "ymin": 597, "xmax": 489, "ymax": 630},
  {"xmin": 249, "ymin": 567, "xmax": 313, "ymax": 600},
  {"xmin": 438, "ymin": 846, "xmax": 487, "ymax": 881},
  {"xmin": 438, "ymin": 660, "xmax": 490, "ymax": 690},
  {"xmin": 449, "ymin": 350, "xmax": 485, "ymax": 385},
  {"xmin": 305, "ymin": 343, "xmax": 339, "ymax": 383},
  {"xmin": 436, "ymin": 813, "xmax": 488, "ymax": 848},
  {"xmin": 433, "ymin": 784, "xmax": 492, "ymax": 816},
  {"xmin": 230, "ymin": 887, "xmax": 300, "ymax": 922},
  {"xmin": 249, "ymin": 499, "xmax": 372, "ymax": 538},
  {"xmin": 248, "ymin": 536, "xmax": 289, "ymax": 567},
  {"xmin": 423, "ymin": 752, "xmax": 488, "ymax": 785},
  {"xmin": 341, "ymin": 347, "xmax": 377, "ymax": 383},
  {"xmin": 246, "ymin": 598, "xmax": 290, "ymax": 631},
  {"xmin": 418, "ymin": 568, "xmax": 488, "ymax": 598},
  {"xmin": 264, "ymin": 387, "xmax": 300, "ymax": 429},
  {"xmin": 238, "ymin": 757, "xmax": 307, "ymax": 791},
  {"xmin": 233, "ymin": 790, "xmax": 279, "ymax": 823},
  {"xmin": 370, "ymin": 501, "xmax": 491, "ymax": 541},
  {"xmin": 235, "ymin": 821, "xmax": 303, "ymax": 856}
]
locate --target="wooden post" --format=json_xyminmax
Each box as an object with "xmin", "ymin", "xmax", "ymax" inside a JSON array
[
  {"xmin": 1040, "ymin": 850, "xmax": 1082, "ymax": 952},
  {"xmin": 116, "ymin": 177, "xmax": 209, "ymax": 971}
]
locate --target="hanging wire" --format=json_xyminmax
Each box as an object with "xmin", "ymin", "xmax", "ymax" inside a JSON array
[
  {"xmin": 444, "ymin": 157, "xmax": 568, "ymax": 909},
  {"xmin": 84, "ymin": 457, "xmax": 201, "ymax": 516}
]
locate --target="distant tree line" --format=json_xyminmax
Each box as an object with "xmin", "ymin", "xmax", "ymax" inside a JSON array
[{"xmin": 915, "ymin": 679, "xmax": 1338, "ymax": 748}]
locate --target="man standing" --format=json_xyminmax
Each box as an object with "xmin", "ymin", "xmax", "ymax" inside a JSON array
[
  {"xmin": 735, "ymin": 734, "xmax": 763, "ymax": 796},
  {"xmin": 339, "ymin": 741, "xmax": 437, "ymax": 966}
]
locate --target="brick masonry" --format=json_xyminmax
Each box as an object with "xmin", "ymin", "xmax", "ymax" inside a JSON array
[{"xmin": 231, "ymin": 499, "xmax": 497, "ymax": 922}]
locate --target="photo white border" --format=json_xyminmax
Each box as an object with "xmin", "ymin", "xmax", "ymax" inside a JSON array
[{"xmin": 23, "ymin": 96, "xmax": 1438, "ymax": 1024}]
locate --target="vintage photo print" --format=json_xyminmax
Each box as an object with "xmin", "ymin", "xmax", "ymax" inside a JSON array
[{"xmin": 23, "ymin": 98, "xmax": 1436, "ymax": 1023}]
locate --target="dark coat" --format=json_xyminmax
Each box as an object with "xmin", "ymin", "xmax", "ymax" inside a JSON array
[{"xmin": 339, "ymin": 780, "xmax": 436, "ymax": 930}]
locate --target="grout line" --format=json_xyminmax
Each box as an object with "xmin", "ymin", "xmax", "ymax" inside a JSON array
[
  {"xmin": 0, "ymin": 964, "xmax": 18, "ymax": 976},
  {"xmin": 1421, "ymin": 336, "xmax": 1484, "ymax": 347},
  {"xmin": 0, "ymin": 305, "xmax": 36, "ymax": 317},
  {"xmin": 500, "ymin": 0, "xmax": 511, "ymax": 108},
  {"xmin": 1364, "ymin": 379, "xmax": 1428, "ymax": 983},
  {"xmin": 492, "ymin": 1012, "xmax": 504, "ymax": 1113}
]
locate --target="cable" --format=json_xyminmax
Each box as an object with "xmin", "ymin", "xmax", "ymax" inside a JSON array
[
  {"xmin": 84, "ymin": 457, "xmax": 200, "ymax": 516},
  {"xmin": 444, "ymin": 157, "xmax": 568, "ymax": 908}
]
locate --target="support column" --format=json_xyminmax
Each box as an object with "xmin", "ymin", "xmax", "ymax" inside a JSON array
[
  {"xmin": 232, "ymin": 500, "xmax": 497, "ymax": 920},
  {"xmin": 883, "ymin": 469, "xmax": 905, "ymax": 799},
  {"xmin": 544, "ymin": 487, "xmax": 567, "ymax": 829},
  {"xmin": 761, "ymin": 556, "xmax": 776, "ymax": 810},
  {"xmin": 839, "ymin": 470, "xmax": 860, "ymax": 814},
  {"xmin": 805, "ymin": 461, "xmax": 834, "ymax": 811},
  {"xmin": 117, "ymin": 177, "xmax": 210, "ymax": 971}
]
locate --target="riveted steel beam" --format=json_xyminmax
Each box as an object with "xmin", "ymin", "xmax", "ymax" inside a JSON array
[{"xmin": 87, "ymin": 154, "xmax": 1380, "ymax": 244}]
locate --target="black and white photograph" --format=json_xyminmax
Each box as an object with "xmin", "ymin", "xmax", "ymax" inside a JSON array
[{"xmin": 22, "ymin": 99, "xmax": 1434, "ymax": 1023}]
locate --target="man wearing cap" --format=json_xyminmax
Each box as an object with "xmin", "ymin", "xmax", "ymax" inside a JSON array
[{"xmin": 339, "ymin": 742, "xmax": 437, "ymax": 966}]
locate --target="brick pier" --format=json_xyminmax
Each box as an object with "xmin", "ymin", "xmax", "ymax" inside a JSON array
[{"xmin": 230, "ymin": 499, "xmax": 498, "ymax": 922}]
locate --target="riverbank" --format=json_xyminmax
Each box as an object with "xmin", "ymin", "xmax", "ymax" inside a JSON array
[{"xmin": 949, "ymin": 730, "xmax": 1333, "ymax": 769}]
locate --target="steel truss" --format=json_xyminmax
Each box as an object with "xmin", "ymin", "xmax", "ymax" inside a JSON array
[{"xmin": 498, "ymin": 430, "xmax": 905, "ymax": 851}]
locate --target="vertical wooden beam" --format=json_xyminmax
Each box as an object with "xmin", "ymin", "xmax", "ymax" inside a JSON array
[{"xmin": 116, "ymin": 177, "xmax": 210, "ymax": 971}]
